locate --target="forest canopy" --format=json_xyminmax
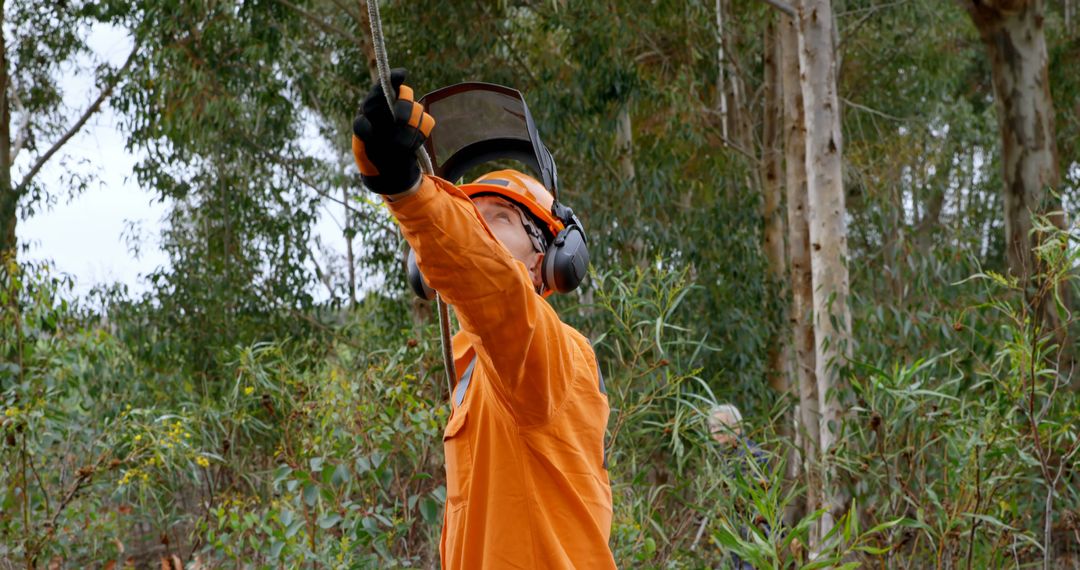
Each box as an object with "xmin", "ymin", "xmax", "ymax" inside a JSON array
[{"xmin": 2, "ymin": 0, "xmax": 1080, "ymax": 567}]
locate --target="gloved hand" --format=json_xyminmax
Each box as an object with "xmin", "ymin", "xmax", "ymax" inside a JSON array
[{"xmin": 352, "ymin": 69, "xmax": 435, "ymax": 194}]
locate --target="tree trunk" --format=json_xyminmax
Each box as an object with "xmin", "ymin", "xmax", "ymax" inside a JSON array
[
  {"xmin": 344, "ymin": 185, "xmax": 356, "ymax": 309},
  {"xmin": 960, "ymin": 0, "xmax": 1062, "ymax": 281},
  {"xmin": 762, "ymin": 19, "xmax": 789, "ymax": 395},
  {"xmin": 615, "ymin": 104, "xmax": 635, "ymax": 183},
  {"xmin": 357, "ymin": 0, "xmax": 380, "ymax": 81},
  {"xmin": 781, "ymin": 10, "xmax": 819, "ymax": 532},
  {"xmin": 0, "ymin": 29, "xmax": 135, "ymax": 261},
  {"xmin": 960, "ymin": 0, "xmax": 1070, "ymax": 371},
  {"xmin": 1066, "ymin": 0, "xmax": 1075, "ymax": 36},
  {"xmin": 797, "ymin": 0, "xmax": 854, "ymax": 543},
  {"xmin": 920, "ymin": 168, "xmax": 946, "ymax": 252},
  {"xmin": 1, "ymin": 8, "xmax": 15, "ymax": 259},
  {"xmin": 916, "ymin": 170, "xmax": 948, "ymax": 254},
  {"xmin": 764, "ymin": 16, "xmax": 799, "ymax": 528},
  {"xmin": 715, "ymin": 0, "xmax": 729, "ymax": 140}
]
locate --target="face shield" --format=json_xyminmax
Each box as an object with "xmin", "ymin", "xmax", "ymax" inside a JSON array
[
  {"xmin": 419, "ymin": 83, "xmax": 561, "ymax": 200},
  {"xmin": 406, "ymin": 83, "xmax": 590, "ymax": 299}
]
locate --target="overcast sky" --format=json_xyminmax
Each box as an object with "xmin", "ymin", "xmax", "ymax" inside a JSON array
[{"xmin": 18, "ymin": 24, "xmax": 343, "ymax": 299}]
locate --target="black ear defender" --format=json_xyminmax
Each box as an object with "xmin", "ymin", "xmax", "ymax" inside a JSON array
[
  {"xmin": 542, "ymin": 203, "xmax": 590, "ymax": 294},
  {"xmin": 404, "ymin": 203, "xmax": 590, "ymax": 299}
]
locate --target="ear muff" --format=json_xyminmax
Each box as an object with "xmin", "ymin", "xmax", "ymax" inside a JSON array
[
  {"xmin": 542, "ymin": 224, "xmax": 590, "ymax": 294},
  {"xmin": 404, "ymin": 202, "xmax": 590, "ymax": 299},
  {"xmin": 406, "ymin": 248, "xmax": 435, "ymax": 301},
  {"xmin": 542, "ymin": 204, "xmax": 590, "ymax": 294}
]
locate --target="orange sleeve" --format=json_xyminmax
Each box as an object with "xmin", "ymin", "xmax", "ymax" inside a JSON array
[{"xmin": 386, "ymin": 175, "xmax": 573, "ymax": 426}]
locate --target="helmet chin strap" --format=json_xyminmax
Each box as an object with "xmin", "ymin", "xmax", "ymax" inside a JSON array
[{"xmin": 514, "ymin": 206, "xmax": 548, "ymax": 255}]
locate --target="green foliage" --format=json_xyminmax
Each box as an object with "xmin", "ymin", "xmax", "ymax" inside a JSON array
[
  {"xmin": 5, "ymin": 237, "xmax": 1080, "ymax": 566},
  {"xmin": 8, "ymin": 0, "xmax": 1080, "ymax": 567},
  {"xmin": 3, "ymin": 0, "xmax": 142, "ymax": 245},
  {"xmin": 1, "ymin": 259, "xmax": 159, "ymax": 563}
]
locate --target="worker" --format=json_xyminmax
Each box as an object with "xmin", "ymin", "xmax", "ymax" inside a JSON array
[
  {"xmin": 352, "ymin": 69, "xmax": 616, "ymax": 569},
  {"xmin": 709, "ymin": 404, "xmax": 770, "ymax": 569}
]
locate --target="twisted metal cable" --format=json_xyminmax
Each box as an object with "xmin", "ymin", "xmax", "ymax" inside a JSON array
[{"xmin": 366, "ymin": 0, "xmax": 456, "ymax": 390}]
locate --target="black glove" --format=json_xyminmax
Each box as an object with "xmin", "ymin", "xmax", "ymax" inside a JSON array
[{"xmin": 351, "ymin": 69, "xmax": 435, "ymax": 195}]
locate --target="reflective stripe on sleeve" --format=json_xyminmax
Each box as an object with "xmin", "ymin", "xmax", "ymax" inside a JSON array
[{"xmin": 454, "ymin": 356, "xmax": 478, "ymax": 407}]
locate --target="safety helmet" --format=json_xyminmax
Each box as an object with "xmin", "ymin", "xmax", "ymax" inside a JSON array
[
  {"xmin": 407, "ymin": 168, "xmax": 590, "ymax": 300},
  {"xmin": 460, "ymin": 169, "xmax": 565, "ymax": 242},
  {"xmin": 406, "ymin": 82, "xmax": 590, "ymax": 300}
]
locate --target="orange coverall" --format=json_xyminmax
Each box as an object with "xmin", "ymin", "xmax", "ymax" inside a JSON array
[{"xmin": 386, "ymin": 175, "xmax": 616, "ymax": 569}]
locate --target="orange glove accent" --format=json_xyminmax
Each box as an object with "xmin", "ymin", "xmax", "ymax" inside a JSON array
[
  {"xmin": 351, "ymin": 69, "xmax": 435, "ymax": 194},
  {"xmin": 351, "ymin": 135, "xmax": 379, "ymax": 177}
]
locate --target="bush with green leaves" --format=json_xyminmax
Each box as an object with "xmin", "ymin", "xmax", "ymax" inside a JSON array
[{"xmin": 4, "ymin": 236, "xmax": 1080, "ymax": 568}]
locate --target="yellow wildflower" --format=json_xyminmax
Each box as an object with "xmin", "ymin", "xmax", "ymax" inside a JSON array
[
  {"xmin": 244, "ymin": 386, "xmax": 254, "ymax": 396},
  {"xmin": 134, "ymin": 434, "xmax": 142, "ymax": 442},
  {"xmin": 196, "ymin": 457, "xmax": 210, "ymax": 468},
  {"xmin": 119, "ymin": 469, "xmax": 141, "ymax": 486}
]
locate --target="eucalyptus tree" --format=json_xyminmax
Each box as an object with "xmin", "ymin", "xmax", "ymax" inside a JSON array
[
  {"xmin": 794, "ymin": 0, "xmax": 853, "ymax": 544},
  {"xmin": 958, "ymin": 0, "xmax": 1064, "ymax": 284},
  {"xmin": 780, "ymin": 8, "xmax": 819, "ymax": 530},
  {"xmin": 108, "ymin": 0, "xmax": 344, "ymax": 378},
  {"xmin": 0, "ymin": 0, "xmax": 140, "ymax": 259}
]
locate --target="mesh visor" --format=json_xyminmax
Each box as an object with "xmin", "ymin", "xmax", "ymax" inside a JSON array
[{"xmin": 420, "ymin": 83, "xmax": 558, "ymax": 198}]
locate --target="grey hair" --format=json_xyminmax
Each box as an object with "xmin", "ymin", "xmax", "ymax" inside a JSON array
[{"xmin": 708, "ymin": 404, "xmax": 743, "ymax": 430}]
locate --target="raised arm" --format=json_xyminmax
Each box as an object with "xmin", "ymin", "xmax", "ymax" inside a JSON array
[
  {"xmin": 387, "ymin": 176, "xmax": 574, "ymax": 424},
  {"xmin": 351, "ymin": 72, "xmax": 574, "ymax": 425}
]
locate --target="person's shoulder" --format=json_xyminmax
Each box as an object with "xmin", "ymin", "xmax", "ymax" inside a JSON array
[{"xmin": 560, "ymin": 322, "xmax": 595, "ymax": 351}]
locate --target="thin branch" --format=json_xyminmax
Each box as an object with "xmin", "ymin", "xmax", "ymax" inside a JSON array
[
  {"xmin": 14, "ymin": 42, "xmax": 139, "ymax": 196},
  {"xmin": 27, "ymin": 451, "xmax": 52, "ymax": 523},
  {"xmin": 9, "ymin": 81, "xmax": 30, "ymax": 162},
  {"xmin": 837, "ymin": 0, "xmax": 911, "ymax": 18},
  {"xmin": 252, "ymin": 140, "xmax": 397, "ymax": 236},
  {"xmin": 759, "ymin": 0, "xmax": 797, "ymax": 18},
  {"xmin": 267, "ymin": 152, "xmax": 369, "ymax": 218},
  {"xmin": 840, "ymin": 96, "xmax": 910, "ymax": 123},
  {"xmin": 701, "ymin": 111, "xmax": 760, "ymax": 164},
  {"xmin": 327, "ymin": 0, "xmax": 364, "ymax": 31},
  {"xmin": 44, "ymin": 452, "xmax": 108, "ymax": 535},
  {"xmin": 274, "ymin": 0, "xmax": 367, "ymax": 52},
  {"xmin": 320, "ymin": 201, "xmax": 345, "ymax": 231},
  {"xmin": 839, "ymin": 0, "xmax": 914, "ymax": 51},
  {"xmin": 690, "ymin": 516, "xmax": 710, "ymax": 550},
  {"xmin": 309, "ymin": 243, "xmax": 339, "ymax": 300}
]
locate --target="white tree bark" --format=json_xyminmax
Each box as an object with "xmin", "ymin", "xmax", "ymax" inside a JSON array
[
  {"xmin": 1, "ymin": 9, "xmax": 12, "ymax": 256},
  {"xmin": 796, "ymin": 0, "xmax": 853, "ymax": 543},
  {"xmin": 781, "ymin": 9, "xmax": 821, "ymax": 535},
  {"xmin": 715, "ymin": 0, "xmax": 729, "ymax": 140}
]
